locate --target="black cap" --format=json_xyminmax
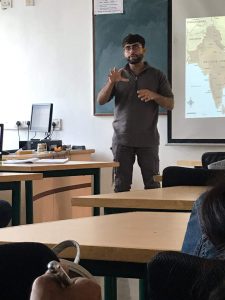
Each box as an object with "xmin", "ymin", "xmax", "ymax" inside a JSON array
[{"xmin": 122, "ymin": 34, "xmax": 145, "ymax": 48}]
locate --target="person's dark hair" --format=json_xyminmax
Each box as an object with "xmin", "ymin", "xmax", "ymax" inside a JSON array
[
  {"xmin": 201, "ymin": 180, "xmax": 225, "ymax": 249},
  {"xmin": 122, "ymin": 33, "xmax": 145, "ymax": 48}
]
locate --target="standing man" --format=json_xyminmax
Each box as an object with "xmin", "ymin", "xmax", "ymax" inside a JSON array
[{"xmin": 97, "ymin": 33, "xmax": 174, "ymax": 192}]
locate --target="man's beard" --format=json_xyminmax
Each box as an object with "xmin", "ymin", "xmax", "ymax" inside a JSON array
[{"xmin": 127, "ymin": 54, "xmax": 144, "ymax": 64}]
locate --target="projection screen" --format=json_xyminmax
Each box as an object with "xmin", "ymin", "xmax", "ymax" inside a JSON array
[{"xmin": 168, "ymin": 0, "xmax": 225, "ymax": 144}]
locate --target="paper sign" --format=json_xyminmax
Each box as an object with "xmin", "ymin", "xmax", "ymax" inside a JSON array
[{"xmin": 94, "ymin": 0, "xmax": 123, "ymax": 15}]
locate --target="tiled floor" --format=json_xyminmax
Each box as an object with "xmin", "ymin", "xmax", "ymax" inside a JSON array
[
  {"xmin": 118, "ymin": 278, "xmax": 138, "ymax": 300},
  {"xmin": 98, "ymin": 278, "xmax": 138, "ymax": 300}
]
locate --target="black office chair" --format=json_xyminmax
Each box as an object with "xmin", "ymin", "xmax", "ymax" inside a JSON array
[
  {"xmin": 201, "ymin": 152, "xmax": 225, "ymax": 169},
  {"xmin": 0, "ymin": 240, "xmax": 94, "ymax": 300},
  {"xmin": 0, "ymin": 199, "xmax": 12, "ymax": 227},
  {"xmin": 162, "ymin": 166, "xmax": 225, "ymax": 188},
  {"xmin": 147, "ymin": 251, "xmax": 225, "ymax": 300},
  {"xmin": 209, "ymin": 279, "xmax": 225, "ymax": 300},
  {"xmin": 0, "ymin": 242, "xmax": 59, "ymax": 300}
]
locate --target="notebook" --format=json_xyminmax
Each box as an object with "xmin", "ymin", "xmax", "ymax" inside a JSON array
[{"xmin": 4, "ymin": 158, "xmax": 69, "ymax": 164}]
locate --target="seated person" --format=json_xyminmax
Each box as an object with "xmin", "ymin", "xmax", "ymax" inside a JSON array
[
  {"xmin": 0, "ymin": 199, "xmax": 12, "ymax": 227},
  {"xmin": 30, "ymin": 271, "xmax": 102, "ymax": 300},
  {"xmin": 201, "ymin": 180, "xmax": 225, "ymax": 259},
  {"xmin": 182, "ymin": 179, "xmax": 225, "ymax": 258}
]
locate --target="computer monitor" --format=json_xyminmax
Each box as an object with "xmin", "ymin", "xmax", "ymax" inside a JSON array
[
  {"xmin": 30, "ymin": 103, "xmax": 53, "ymax": 133},
  {"xmin": 0, "ymin": 124, "xmax": 3, "ymax": 160}
]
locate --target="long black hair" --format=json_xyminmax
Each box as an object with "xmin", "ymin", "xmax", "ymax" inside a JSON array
[{"xmin": 201, "ymin": 179, "xmax": 225, "ymax": 250}]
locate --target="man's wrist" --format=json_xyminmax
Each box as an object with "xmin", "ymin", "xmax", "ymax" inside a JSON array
[{"xmin": 107, "ymin": 79, "xmax": 116, "ymax": 86}]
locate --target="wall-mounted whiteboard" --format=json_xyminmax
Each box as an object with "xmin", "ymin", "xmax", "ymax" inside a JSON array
[{"xmin": 93, "ymin": 0, "xmax": 171, "ymax": 116}]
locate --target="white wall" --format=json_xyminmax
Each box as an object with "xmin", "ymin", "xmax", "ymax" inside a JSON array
[{"xmin": 0, "ymin": 0, "xmax": 224, "ymax": 193}]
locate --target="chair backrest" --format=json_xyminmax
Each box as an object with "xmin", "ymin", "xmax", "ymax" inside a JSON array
[
  {"xmin": 0, "ymin": 199, "xmax": 12, "ymax": 227},
  {"xmin": 147, "ymin": 251, "xmax": 225, "ymax": 300},
  {"xmin": 202, "ymin": 152, "xmax": 225, "ymax": 169},
  {"xmin": 0, "ymin": 242, "xmax": 59, "ymax": 300},
  {"xmin": 162, "ymin": 166, "xmax": 225, "ymax": 187}
]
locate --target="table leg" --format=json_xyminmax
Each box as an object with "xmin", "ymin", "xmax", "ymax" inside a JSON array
[
  {"xmin": 93, "ymin": 169, "xmax": 100, "ymax": 216},
  {"xmin": 11, "ymin": 182, "xmax": 21, "ymax": 226},
  {"xmin": 92, "ymin": 169, "xmax": 118, "ymax": 298},
  {"xmin": 25, "ymin": 180, "xmax": 33, "ymax": 224},
  {"xmin": 93, "ymin": 168, "xmax": 100, "ymax": 194},
  {"xmin": 139, "ymin": 278, "xmax": 148, "ymax": 300},
  {"xmin": 104, "ymin": 277, "xmax": 117, "ymax": 300}
]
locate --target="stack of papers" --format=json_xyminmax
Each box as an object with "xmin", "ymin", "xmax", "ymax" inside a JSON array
[
  {"xmin": 4, "ymin": 158, "xmax": 69, "ymax": 164},
  {"xmin": 35, "ymin": 158, "xmax": 69, "ymax": 164}
]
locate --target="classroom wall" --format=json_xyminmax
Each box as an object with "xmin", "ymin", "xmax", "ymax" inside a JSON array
[{"xmin": 0, "ymin": 0, "xmax": 224, "ymax": 193}]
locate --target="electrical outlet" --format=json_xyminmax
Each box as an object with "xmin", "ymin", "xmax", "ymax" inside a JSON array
[
  {"xmin": 4, "ymin": 119, "xmax": 62, "ymax": 131},
  {"xmin": 1, "ymin": 0, "xmax": 12, "ymax": 9},
  {"xmin": 16, "ymin": 121, "xmax": 29, "ymax": 129},
  {"xmin": 52, "ymin": 119, "xmax": 62, "ymax": 131},
  {"xmin": 4, "ymin": 120, "xmax": 29, "ymax": 130}
]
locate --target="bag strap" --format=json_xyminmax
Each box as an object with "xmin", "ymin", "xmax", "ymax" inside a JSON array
[
  {"xmin": 51, "ymin": 240, "xmax": 95, "ymax": 281},
  {"xmin": 52, "ymin": 240, "xmax": 80, "ymax": 264}
]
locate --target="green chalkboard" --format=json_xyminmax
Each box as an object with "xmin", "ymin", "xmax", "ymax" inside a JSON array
[{"xmin": 93, "ymin": 0, "xmax": 170, "ymax": 115}]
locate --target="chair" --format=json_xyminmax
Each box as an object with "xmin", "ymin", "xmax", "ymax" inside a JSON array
[
  {"xmin": 0, "ymin": 199, "xmax": 12, "ymax": 227},
  {"xmin": 162, "ymin": 166, "xmax": 225, "ymax": 188},
  {"xmin": 201, "ymin": 152, "xmax": 225, "ymax": 169},
  {"xmin": 0, "ymin": 124, "xmax": 13, "ymax": 228},
  {"xmin": 0, "ymin": 242, "xmax": 59, "ymax": 300},
  {"xmin": 209, "ymin": 279, "xmax": 225, "ymax": 300},
  {"xmin": 147, "ymin": 251, "xmax": 225, "ymax": 300},
  {"xmin": 0, "ymin": 240, "xmax": 95, "ymax": 300}
]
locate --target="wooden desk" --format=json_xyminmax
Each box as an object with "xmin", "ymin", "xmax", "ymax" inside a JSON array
[
  {"xmin": 0, "ymin": 172, "xmax": 42, "ymax": 225},
  {"xmin": 3, "ymin": 150, "xmax": 96, "ymax": 222},
  {"xmin": 177, "ymin": 160, "xmax": 202, "ymax": 167},
  {"xmin": 0, "ymin": 211, "xmax": 190, "ymax": 299},
  {"xmin": 0, "ymin": 161, "xmax": 119, "ymax": 223},
  {"xmin": 72, "ymin": 186, "xmax": 209, "ymax": 212},
  {"xmin": 3, "ymin": 149, "xmax": 95, "ymax": 160}
]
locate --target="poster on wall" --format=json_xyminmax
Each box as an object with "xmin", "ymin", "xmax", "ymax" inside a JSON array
[{"xmin": 94, "ymin": 0, "xmax": 123, "ymax": 15}]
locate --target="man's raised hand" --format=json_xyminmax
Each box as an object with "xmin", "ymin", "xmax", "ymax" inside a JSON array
[{"xmin": 108, "ymin": 67, "xmax": 129, "ymax": 83}]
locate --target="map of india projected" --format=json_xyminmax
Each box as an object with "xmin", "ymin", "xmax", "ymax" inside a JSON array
[{"xmin": 186, "ymin": 16, "xmax": 225, "ymax": 118}]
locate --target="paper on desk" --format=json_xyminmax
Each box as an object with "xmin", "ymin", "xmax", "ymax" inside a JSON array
[
  {"xmin": 34, "ymin": 158, "xmax": 69, "ymax": 164},
  {"xmin": 4, "ymin": 158, "xmax": 69, "ymax": 164},
  {"xmin": 3, "ymin": 158, "xmax": 39, "ymax": 164}
]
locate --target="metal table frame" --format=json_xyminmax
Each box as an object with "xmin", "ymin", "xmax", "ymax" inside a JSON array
[{"xmin": 0, "ymin": 182, "xmax": 21, "ymax": 226}]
